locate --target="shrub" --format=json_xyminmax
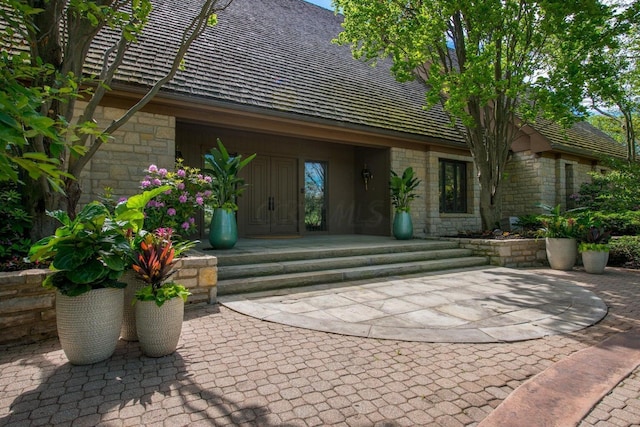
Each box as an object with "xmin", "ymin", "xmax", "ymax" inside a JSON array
[
  {"xmin": 0, "ymin": 183, "xmax": 37, "ymax": 271},
  {"xmin": 141, "ymin": 159, "xmax": 213, "ymax": 238},
  {"xmin": 573, "ymin": 158, "xmax": 640, "ymax": 212},
  {"xmin": 609, "ymin": 236, "xmax": 640, "ymax": 269}
]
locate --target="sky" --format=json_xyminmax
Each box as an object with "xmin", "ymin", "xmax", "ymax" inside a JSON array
[{"xmin": 305, "ymin": 0, "xmax": 333, "ymax": 10}]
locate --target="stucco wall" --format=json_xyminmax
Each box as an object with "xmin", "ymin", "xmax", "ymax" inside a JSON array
[{"xmin": 77, "ymin": 103, "xmax": 176, "ymax": 206}]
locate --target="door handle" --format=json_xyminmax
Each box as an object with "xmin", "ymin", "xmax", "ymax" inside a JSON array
[{"xmin": 268, "ymin": 196, "xmax": 274, "ymax": 211}]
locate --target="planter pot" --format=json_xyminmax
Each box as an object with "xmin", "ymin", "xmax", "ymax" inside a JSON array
[
  {"xmin": 120, "ymin": 270, "xmax": 145, "ymax": 341},
  {"xmin": 392, "ymin": 211, "xmax": 413, "ymax": 240},
  {"xmin": 135, "ymin": 297, "xmax": 184, "ymax": 357},
  {"xmin": 56, "ymin": 288, "xmax": 124, "ymax": 365},
  {"xmin": 582, "ymin": 250, "xmax": 609, "ymax": 274},
  {"xmin": 545, "ymin": 237, "xmax": 577, "ymax": 270},
  {"xmin": 209, "ymin": 208, "xmax": 238, "ymax": 249}
]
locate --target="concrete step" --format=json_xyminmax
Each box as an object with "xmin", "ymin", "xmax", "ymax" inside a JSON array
[
  {"xmin": 218, "ymin": 248, "xmax": 474, "ymax": 280},
  {"xmin": 214, "ymin": 239, "xmax": 460, "ymax": 266},
  {"xmin": 217, "ymin": 256, "xmax": 489, "ymax": 296}
]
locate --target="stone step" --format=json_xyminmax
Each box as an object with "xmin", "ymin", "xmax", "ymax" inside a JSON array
[
  {"xmin": 217, "ymin": 256, "xmax": 489, "ymax": 296},
  {"xmin": 213, "ymin": 239, "xmax": 460, "ymax": 266},
  {"xmin": 218, "ymin": 248, "xmax": 474, "ymax": 280}
]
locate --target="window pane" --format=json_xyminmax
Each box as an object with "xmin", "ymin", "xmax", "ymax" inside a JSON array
[{"xmin": 439, "ymin": 160, "xmax": 467, "ymax": 213}]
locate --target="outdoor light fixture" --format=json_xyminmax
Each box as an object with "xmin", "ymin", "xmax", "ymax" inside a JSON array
[{"xmin": 361, "ymin": 164, "xmax": 373, "ymax": 191}]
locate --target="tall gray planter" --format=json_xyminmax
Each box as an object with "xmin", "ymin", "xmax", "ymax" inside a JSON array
[{"xmin": 545, "ymin": 238, "xmax": 577, "ymax": 270}]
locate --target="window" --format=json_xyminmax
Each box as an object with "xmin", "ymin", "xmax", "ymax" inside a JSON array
[{"xmin": 439, "ymin": 159, "xmax": 467, "ymax": 213}]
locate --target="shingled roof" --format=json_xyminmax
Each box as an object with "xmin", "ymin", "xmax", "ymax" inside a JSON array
[{"xmin": 86, "ymin": 0, "xmax": 623, "ymax": 158}]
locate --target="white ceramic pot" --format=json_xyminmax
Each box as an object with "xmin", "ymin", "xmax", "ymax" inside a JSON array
[
  {"xmin": 545, "ymin": 238, "xmax": 577, "ymax": 270},
  {"xmin": 120, "ymin": 270, "xmax": 145, "ymax": 341},
  {"xmin": 135, "ymin": 297, "xmax": 184, "ymax": 357},
  {"xmin": 56, "ymin": 288, "xmax": 124, "ymax": 365},
  {"xmin": 582, "ymin": 250, "xmax": 609, "ymax": 274}
]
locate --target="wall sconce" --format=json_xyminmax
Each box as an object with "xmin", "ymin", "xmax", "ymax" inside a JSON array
[{"xmin": 361, "ymin": 164, "xmax": 373, "ymax": 191}]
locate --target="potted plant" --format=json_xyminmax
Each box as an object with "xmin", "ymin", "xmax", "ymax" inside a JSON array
[
  {"xmin": 204, "ymin": 139, "xmax": 256, "ymax": 249},
  {"xmin": 113, "ymin": 186, "xmax": 172, "ymax": 342},
  {"xmin": 579, "ymin": 225, "xmax": 612, "ymax": 274},
  {"xmin": 28, "ymin": 202, "xmax": 129, "ymax": 365},
  {"xmin": 390, "ymin": 167, "xmax": 421, "ymax": 240},
  {"xmin": 538, "ymin": 204, "xmax": 580, "ymax": 270},
  {"xmin": 132, "ymin": 228, "xmax": 192, "ymax": 357}
]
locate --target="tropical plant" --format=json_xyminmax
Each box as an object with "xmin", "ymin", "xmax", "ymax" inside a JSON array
[
  {"xmin": 140, "ymin": 160, "xmax": 213, "ymax": 237},
  {"xmin": 204, "ymin": 139, "xmax": 256, "ymax": 211},
  {"xmin": 537, "ymin": 204, "xmax": 582, "ymax": 239},
  {"xmin": 132, "ymin": 229, "xmax": 191, "ymax": 307},
  {"xmin": 390, "ymin": 167, "xmax": 421, "ymax": 213},
  {"xmin": 28, "ymin": 202, "xmax": 130, "ymax": 296}
]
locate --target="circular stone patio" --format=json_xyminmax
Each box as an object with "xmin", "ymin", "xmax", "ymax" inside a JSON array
[{"xmin": 219, "ymin": 267, "xmax": 608, "ymax": 343}]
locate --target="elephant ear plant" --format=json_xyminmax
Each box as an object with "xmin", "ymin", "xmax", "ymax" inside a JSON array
[{"xmin": 29, "ymin": 202, "xmax": 129, "ymax": 296}]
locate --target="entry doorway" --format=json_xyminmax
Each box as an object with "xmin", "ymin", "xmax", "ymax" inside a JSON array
[
  {"xmin": 305, "ymin": 161, "xmax": 328, "ymax": 232},
  {"xmin": 239, "ymin": 156, "xmax": 299, "ymax": 235}
]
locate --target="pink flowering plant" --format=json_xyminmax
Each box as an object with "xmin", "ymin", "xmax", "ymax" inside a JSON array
[{"xmin": 141, "ymin": 159, "xmax": 213, "ymax": 238}]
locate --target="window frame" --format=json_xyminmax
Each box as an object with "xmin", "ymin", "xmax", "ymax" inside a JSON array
[{"xmin": 439, "ymin": 159, "xmax": 468, "ymax": 214}]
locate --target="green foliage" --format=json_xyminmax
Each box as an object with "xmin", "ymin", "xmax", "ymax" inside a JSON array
[
  {"xmin": 578, "ymin": 242, "xmax": 610, "ymax": 253},
  {"xmin": 609, "ymin": 236, "xmax": 640, "ymax": 269},
  {"xmin": 135, "ymin": 283, "xmax": 190, "ymax": 307},
  {"xmin": 204, "ymin": 139, "xmax": 256, "ymax": 212},
  {"xmin": 334, "ymin": 0, "xmax": 616, "ymax": 228},
  {"xmin": 0, "ymin": 181, "xmax": 35, "ymax": 271},
  {"xmin": 28, "ymin": 202, "xmax": 129, "ymax": 296},
  {"xmin": 537, "ymin": 204, "xmax": 583, "ymax": 238},
  {"xmin": 573, "ymin": 158, "xmax": 640, "ymax": 212},
  {"xmin": 390, "ymin": 167, "xmax": 421, "ymax": 213}
]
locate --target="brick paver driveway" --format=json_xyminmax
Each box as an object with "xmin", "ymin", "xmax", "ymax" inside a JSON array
[{"xmin": 1, "ymin": 268, "xmax": 639, "ymax": 426}]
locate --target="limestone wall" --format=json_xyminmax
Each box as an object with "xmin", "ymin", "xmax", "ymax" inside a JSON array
[
  {"xmin": 0, "ymin": 253, "xmax": 217, "ymax": 345},
  {"xmin": 390, "ymin": 148, "xmax": 428, "ymax": 236},
  {"xmin": 76, "ymin": 103, "xmax": 176, "ymax": 206},
  {"xmin": 454, "ymin": 238, "xmax": 547, "ymax": 267}
]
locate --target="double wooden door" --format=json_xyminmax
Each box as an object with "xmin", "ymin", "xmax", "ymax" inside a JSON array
[{"xmin": 240, "ymin": 156, "xmax": 298, "ymax": 235}]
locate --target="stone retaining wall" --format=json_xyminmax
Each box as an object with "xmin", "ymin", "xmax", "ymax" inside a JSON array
[
  {"xmin": 453, "ymin": 238, "xmax": 547, "ymax": 268},
  {"xmin": 0, "ymin": 253, "xmax": 217, "ymax": 345}
]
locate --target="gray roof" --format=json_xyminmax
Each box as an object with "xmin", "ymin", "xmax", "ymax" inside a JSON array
[{"xmin": 86, "ymin": 0, "xmax": 624, "ymax": 158}]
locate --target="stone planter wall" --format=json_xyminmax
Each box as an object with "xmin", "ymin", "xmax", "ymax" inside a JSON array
[
  {"xmin": 0, "ymin": 253, "xmax": 217, "ymax": 345},
  {"xmin": 452, "ymin": 238, "xmax": 547, "ymax": 268}
]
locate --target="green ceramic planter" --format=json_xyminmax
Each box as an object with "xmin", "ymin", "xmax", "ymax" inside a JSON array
[
  {"xmin": 209, "ymin": 208, "xmax": 238, "ymax": 249},
  {"xmin": 392, "ymin": 211, "xmax": 413, "ymax": 240}
]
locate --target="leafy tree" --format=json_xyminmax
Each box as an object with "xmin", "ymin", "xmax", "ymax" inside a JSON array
[
  {"xmin": 333, "ymin": 0, "xmax": 617, "ymax": 229},
  {"xmin": 0, "ymin": 0, "xmax": 233, "ymax": 240},
  {"xmin": 585, "ymin": 1, "xmax": 640, "ymax": 162}
]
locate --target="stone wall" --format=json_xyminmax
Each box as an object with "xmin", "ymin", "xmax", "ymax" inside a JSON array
[
  {"xmin": 390, "ymin": 148, "xmax": 428, "ymax": 236},
  {"xmin": 0, "ymin": 253, "xmax": 217, "ymax": 345},
  {"xmin": 453, "ymin": 238, "xmax": 547, "ymax": 267},
  {"xmin": 77, "ymin": 103, "xmax": 176, "ymax": 207},
  {"xmin": 502, "ymin": 150, "xmax": 595, "ymax": 218}
]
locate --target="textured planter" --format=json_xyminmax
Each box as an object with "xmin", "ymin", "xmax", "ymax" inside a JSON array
[
  {"xmin": 582, "ymin": 250, "xmax": 609, "ymax": 274},
  {"xmin": 545, "ymin": 237, "xmax": 577, "ymax": 270},
  {"xmin": 120, "ymin": 270, "xmax": 145, "ymax": 341},
  {"xmin": 392, "ymin": 211, "xmax": 413, "ymax": 240},
  {"xmin": 56, "ymin": 288, "xmax": 124, "ymax": 365},
  {"xmin": 209, "ymin": 208, "xmax": 238, "ymax": 249},
  {"xmin": 135, "ymin": 297, "xmax": 184, "ymax": 357}
]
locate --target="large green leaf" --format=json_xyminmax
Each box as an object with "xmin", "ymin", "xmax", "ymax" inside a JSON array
[{"xmin": 66, "ymin": 259, "xmax": 107, "ymax": 284}]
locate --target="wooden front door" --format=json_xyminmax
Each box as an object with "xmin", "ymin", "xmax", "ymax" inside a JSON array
[{"xmin": 240, "ymin": 156, "xmax": 299, "ymax": 235}]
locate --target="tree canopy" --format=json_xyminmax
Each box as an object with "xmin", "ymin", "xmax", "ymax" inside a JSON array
[
  {"xmin": 334, "ymin": 0, "xmax": 620, "ymax": 229},
  {"xmin": 0, "ymin": 0, "xmax": 232, "ymax": 239}
]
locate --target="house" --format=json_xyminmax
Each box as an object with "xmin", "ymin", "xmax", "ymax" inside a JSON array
[{"xmin": 79, "ymin": 0, "xmax": 626, "ymax": 238}]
